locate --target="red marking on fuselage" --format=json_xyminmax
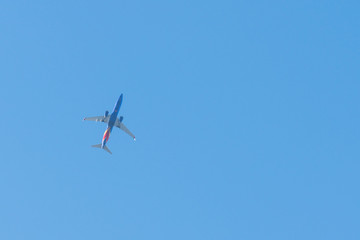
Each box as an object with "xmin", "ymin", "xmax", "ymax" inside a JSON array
[{"xmin": 102, "ymin": 128, "xmax": 111, "ymax": 142}]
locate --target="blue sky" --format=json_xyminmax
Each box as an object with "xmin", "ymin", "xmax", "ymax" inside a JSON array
[{"xmin": 0, "ymin": 0, "xmax": 359, "ymax": 239}]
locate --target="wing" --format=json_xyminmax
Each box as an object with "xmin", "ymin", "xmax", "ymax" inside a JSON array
[
  {"xmin": 83, "ymin": 116, "xmax": 109, "ymax": 123},
  {"xmin": 115, "ymin": 118, "xmax": 136, "ymax": 140}
]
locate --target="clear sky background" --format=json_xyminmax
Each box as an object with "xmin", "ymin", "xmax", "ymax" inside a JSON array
[{"xmin": 0, "ymin": 1, "xmax": 359, "ymax": 239}]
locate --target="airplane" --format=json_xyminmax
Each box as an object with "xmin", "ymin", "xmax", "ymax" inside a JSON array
[{"xmin": 83, "ymin": 94, "xmax": 135, "ymax": 154}]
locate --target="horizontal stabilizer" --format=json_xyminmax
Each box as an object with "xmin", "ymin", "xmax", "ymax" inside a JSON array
[
  {"xmin": 91, "ymin": 144, "xmax": 112, "ymax": 154},
  {"xmin": 103, "ymin": 145, "xmax": 112, "ymax": 154}
]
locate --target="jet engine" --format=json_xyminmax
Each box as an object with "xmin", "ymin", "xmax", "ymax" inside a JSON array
[
  {"xmin": 104, "ymin": 110, "xmax": 109, "ymax": 117},
  {"xmin": 119, "ymin": 116, "xmax": 124, "ymax": 122}
]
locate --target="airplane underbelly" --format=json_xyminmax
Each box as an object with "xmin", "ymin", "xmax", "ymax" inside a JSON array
[{"xmin": 108, "ymin": 115, "xmax": 117, "ymax": 127}]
